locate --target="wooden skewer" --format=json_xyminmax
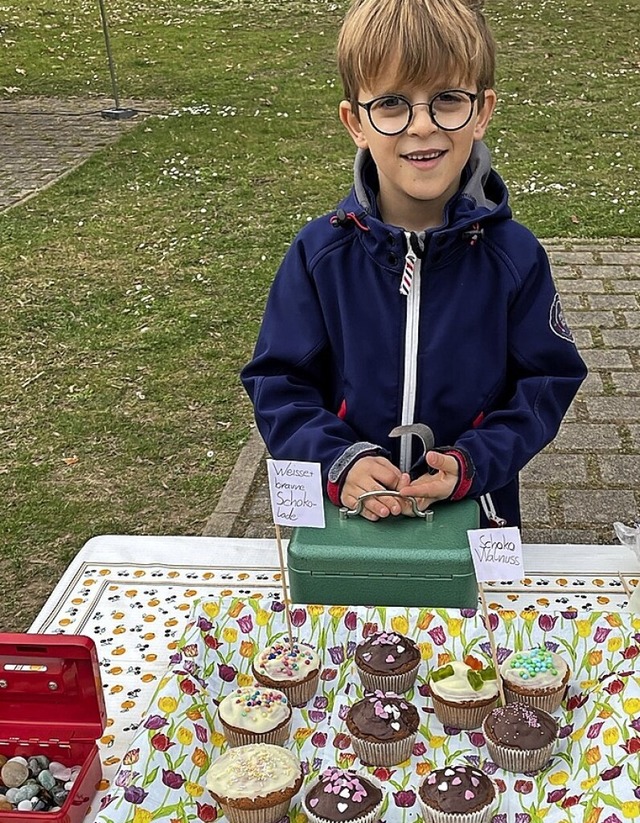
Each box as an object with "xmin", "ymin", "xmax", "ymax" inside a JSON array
[
  {"xmin": 478, "ymin": 583, "xmax": 506, "ymax": 705},
  {"xmin": 275, "ymin": 523, "xmax": 295, "ymax": 647}
]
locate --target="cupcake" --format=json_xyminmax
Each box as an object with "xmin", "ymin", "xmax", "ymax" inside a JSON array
[
  {"xmin": 252, "ymin": 640, "xmax": 320, "ymax": 707},
  {"xmin": 206, "ymin": 743, "xmax": 303, "ymax": 823},
  {"xmin": 218, "ymin": 686, "xmax": 292, "ymax": 747},
  {"xmin": 302, "ymin": 766, "xmax": 384, "ymax": 823},
  {"xmin": 482, "ymin": 702, "xmax": 559, "ymax": 773},
  {"xmin": 354, "ymin": 631, "xmax": 420, "ymax": 694},
  {"xmin": 418, "ymin": 764, "xmax": 496, "ymax": 823},
  {"xmin": 429, "ymin": 661, "xmax": 500, "ymax": 730},
  {"xmin": 500, "ymin": 647, "xmax": 570, "ymax": 713},
  {"xmin": 346, "ymin": 690, "xmax": 419, "ymax": 766}
]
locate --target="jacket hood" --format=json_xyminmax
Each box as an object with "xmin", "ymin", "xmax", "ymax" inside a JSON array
[{"xmin": 349, "ymin": 140, "xmax": 510, "ymax": 233}]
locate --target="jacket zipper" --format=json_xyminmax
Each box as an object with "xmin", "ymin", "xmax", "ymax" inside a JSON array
[{"xmin": 399, "ymin": 231, "xmax": 423, "ymax": 472}]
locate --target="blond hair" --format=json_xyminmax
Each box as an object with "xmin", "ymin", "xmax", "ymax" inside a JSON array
[{"xmin": 337, "ymin": 0, "xmax": 496, "ymax": 106}]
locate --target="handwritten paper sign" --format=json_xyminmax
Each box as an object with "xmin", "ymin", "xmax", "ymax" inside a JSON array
[
  {"xmin": 267, "ymin": 459, "xmax": 325, "ymax": 528},
  {"xmin": 467, "ymin": 526, "xmax": 525, "ymax": 582}
]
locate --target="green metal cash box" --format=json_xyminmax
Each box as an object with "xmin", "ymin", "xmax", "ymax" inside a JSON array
[{"xmin": 288, "ymin": 493, "xmax": 479, "ymax": 608}]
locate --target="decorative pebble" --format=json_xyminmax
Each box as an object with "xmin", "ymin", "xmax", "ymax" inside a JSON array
[
  {"xmin": 38, "ymin": 770, "xmax": 56, "ymax": 791},
  {"xmin": 0, "ymin": 755, "xmax": 81, "ymax": 812},
  {"xmin": 1, "ymin": 760, "xmax": 29, "ymax": 788},
  {"xmin": 49, "ymin": 762, "xmax": 72, "ymax": 782}
]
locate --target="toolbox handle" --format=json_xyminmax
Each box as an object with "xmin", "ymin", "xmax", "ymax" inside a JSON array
[{"xmin": 339, "ymin": 490, "xmax": 433, "ymax": 521}]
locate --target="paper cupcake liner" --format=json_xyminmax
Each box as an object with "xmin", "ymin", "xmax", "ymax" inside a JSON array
[
  {"xmin": 484, "ymin": 736, "xmax": 556, "ymax": 774},
  {"xmin": 356, "ymin": 660, "xmax": 420, "ymax": 695},
  {"xmin": 431, "ymin": 694, "xmax": 500, "ymax": 730},
  {"xmin": 218, "ymin": 797, "xmax": 293, "ymax": 823},
  {"xmin": 352, "ymin": 730, "xmax": 417, "ymax": 767},
  {"xmin": 302, "ymin": 772, "xmax": 384, "ymax": 823},
  {"xmin": 503, "ymin": 683, "xmax": 565, "ymax": 714},
  {"xmin": 417, "ymin": 798, "xmax": 494, "ymax": 823},
  {"xmin": 221, "ymin": 716, "xmax": 292, "ymax": 748}
]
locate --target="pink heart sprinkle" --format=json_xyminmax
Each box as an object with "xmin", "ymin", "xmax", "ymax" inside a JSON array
[
  {"xmin": 471, "ymin": 777, "xmax": 479, "ymax": 787},
  {"xmin": 451, "ymin": 777, "xmax": 462, "ymax": 786},
  {"xmin": 309, "ymin": 799, "xmax": 318, "ymax": 808},
  {"xmin": 465, "ymin": 790, "xmax": 475, "ymax": 801},
  {"xmin": 385, "ymin": 654, "xmax": 395, "ymax": 663}
]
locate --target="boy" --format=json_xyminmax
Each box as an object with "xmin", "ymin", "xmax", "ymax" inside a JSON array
[{"xmin": 241, "ymin": 0, "xmax": 586, "ymax": 526}]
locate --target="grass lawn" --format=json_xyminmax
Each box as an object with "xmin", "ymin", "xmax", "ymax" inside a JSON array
[{"xmin": 1, "ymin": 0, "xmax": 639, "ymax": 630}]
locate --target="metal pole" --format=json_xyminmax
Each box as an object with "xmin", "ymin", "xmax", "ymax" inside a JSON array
[{"xmin": 97, "ymin": 0, "xmax": 137, "ymax": 119}]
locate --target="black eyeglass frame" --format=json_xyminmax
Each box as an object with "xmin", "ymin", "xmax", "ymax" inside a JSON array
[{"xmin": 357, "ymin": 89, "xmax": 480, "ymax": 135}]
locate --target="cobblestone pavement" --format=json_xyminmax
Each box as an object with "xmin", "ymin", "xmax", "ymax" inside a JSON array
[
  {"xmin": 209, "ymin": 240, "xmax": 640, "ymax": 546},
  {"xmin": 0, "ymin": 96, "xmax": 166, "ymax": 210}
]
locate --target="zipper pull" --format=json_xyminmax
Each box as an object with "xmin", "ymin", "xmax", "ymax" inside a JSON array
[{"xmin": 480, "ymin": 493, "xmax": 507, "ymax": 527}]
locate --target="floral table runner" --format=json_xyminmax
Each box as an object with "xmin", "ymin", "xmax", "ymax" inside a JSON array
[{"xmin": 96, "ymin": 598, "xmax": 640, "ymax": 823}]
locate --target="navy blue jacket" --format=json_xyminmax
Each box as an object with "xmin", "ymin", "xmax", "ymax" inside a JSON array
[{"xmin": 241, "ymin": 143, "xmax": 587, "ymax": 526}]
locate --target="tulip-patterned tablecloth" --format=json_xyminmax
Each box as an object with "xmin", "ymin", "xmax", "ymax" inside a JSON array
[{"xmin": 95, "ymin": 598, "xmax": 640, "ymax": 823}]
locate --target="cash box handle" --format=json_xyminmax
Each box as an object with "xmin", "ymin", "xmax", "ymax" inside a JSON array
[{"xmin": 339, "ymin": 490, "xmax": 433, "ymax": 521}]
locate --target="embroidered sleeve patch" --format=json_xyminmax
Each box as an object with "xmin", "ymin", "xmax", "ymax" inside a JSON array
[{"xmin": 549, "ymin": 293, "xmax": 575, "ymax": 342}]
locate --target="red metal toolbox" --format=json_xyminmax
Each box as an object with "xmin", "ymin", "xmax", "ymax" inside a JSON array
[{"xmin": 0, "ymin": 634, "xmax": 106, "ymax": 823}]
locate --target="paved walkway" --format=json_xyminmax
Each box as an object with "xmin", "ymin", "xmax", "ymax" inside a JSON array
[
  {"xmin": 2, "ymin": 98, "xmax": 639, "ymax": 547},
  {"xmin": 0, "ymin": 97, "xmax": 165, "ymax": 209}
]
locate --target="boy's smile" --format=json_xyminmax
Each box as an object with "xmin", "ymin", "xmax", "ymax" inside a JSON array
[{"xmin": 340, "ymin": 71, "xmax": 496, "ymax": 231}]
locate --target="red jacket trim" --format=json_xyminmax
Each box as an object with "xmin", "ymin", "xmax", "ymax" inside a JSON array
[
  {"xmin": 327, "ymin": 480, "xmax": 341, "ymax": 506},
  {"xmin": 446, "ymin": 449, "xmax": 474, "ymax": 501}
]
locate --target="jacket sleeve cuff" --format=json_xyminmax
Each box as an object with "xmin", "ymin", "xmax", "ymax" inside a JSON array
[
  {"xmin": 327, "ymin": 442, "xmax": 386, "ymax": 506},
  {"xmin": 442, "ymin": 447, "xmax": 475, "ymax": 501}
]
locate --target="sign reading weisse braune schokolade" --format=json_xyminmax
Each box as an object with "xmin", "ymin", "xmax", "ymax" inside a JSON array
[{"xmin": 267, "ymin": 459, "xmax": 325, "ymax": 529}]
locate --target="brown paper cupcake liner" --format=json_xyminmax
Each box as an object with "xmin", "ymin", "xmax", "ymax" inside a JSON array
[
  {"xmin": 503, "ymin": 683, "xmax": 565, "ymax": 714},
  {"xmin": 218, "ymin": 797, "xmax": 293, "ymax": 823},
  {"xmin": 302, "ymin": 772, "xmax": 385, "ymax": 823},
  {"xmin": 221, "ymin": 716, "xmax": 292, "ymax": 748},
  {"xmin": 417, "ymin": 799, "xmax": 495, "ymax": 823},
  {"xmin": 484, "ymin": 736, "xmax": 556, "ymax": 774},
  {"xmin": 356, "ymin": 660, "xmax": 420, "ymax": 695},
  {"xmin": 431, "ymin": 694, "xmax": 500, "ymax": 730},
  {"xmin": 352, "ymin": 730, "xmax": 417, "ymax": 766}
]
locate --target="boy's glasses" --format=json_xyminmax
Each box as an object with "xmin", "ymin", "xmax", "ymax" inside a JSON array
[{"xmin": 357, "ymin": 90, "xmax": 479, "ymax": 135}]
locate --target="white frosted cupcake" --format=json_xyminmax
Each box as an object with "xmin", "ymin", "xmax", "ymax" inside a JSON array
[
  {"xmin": 500, "ymin": 648, "xmax": 570, "ymax": 713},
  {"xmin": 429, "ymin": 661, "xmax": 500, "ymax": 730},
  {"xmin": 218, "ymin": 686, "xmax": 292, "ymax": 747},
  {"xmin": 206, "ymin": 743, "xmax": 303, "ymax": 823},
  {"xmin": 252, "ymin": 640, "xmax": 320, "ymax": 707}
]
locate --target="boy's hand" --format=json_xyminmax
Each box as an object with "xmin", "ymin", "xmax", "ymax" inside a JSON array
[
  {"xmin": 398, "ymin": 451, "xmax": 459, "ymax": 512},
  {"xmin": 341, "ymin": 456, "xmax": 412, "ymax": 521}
]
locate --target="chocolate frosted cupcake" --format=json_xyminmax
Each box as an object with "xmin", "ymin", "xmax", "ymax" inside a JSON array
[
  {"xmin": 418, "ymin": 764, "xmax": 496, "ymax": 823},
  {"xmin": 252, "ymin": 640, "xmax": 320, "ymax": 707},
  {"xmin": 346, "ymin": 690, "xmax": 419, "ymax": 766},
  {"xmin": 482, "ymin": 702, "xmax": 559, "ymax": 773},
  {"xmin": 218, "ymin": 686, "xmax": 292, "ymax": 747},
  {"xmin": 206, "ymin": 743, "xmax": 303, "ymax": 823},
  {"xmin": 354, "ymin": 631, "xmax": 420, "ymax": 694},
  {"xmin": 429, "ymin": 661, "xmax": 499, "ymax": 730},
  {"xmin": 303, "ymin": 766, "xmax": 384, "ymax": 823},
  {"xmin": 500, "ymin": 648, "xmax": 570, "ymax": 713}
]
